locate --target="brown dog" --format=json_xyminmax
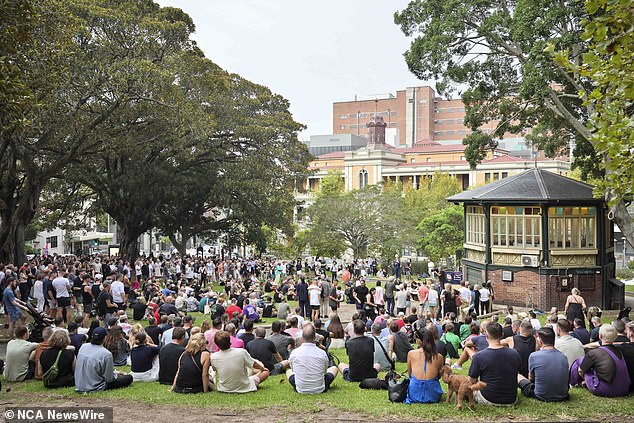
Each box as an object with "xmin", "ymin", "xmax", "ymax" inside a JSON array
[{"xmin": 439, "ymin": 365, "xmax": 487, "ymax": 410}]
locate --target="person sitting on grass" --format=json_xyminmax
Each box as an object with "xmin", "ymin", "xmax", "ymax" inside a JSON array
[
  {"xmin": 210, "ymin": 330, "xmax": 269, "ymax": 393},
  {"xmin": 501, "ymin": 320, "xmax": 537, "ymax": 378},
  {"xmin": 3, "ymin": 325, "xmax": 38, "ymax": 382},
  {"xmin": 338, "ymin": 319, "xmax": 379, "ymax": 382},
  {"xmin": 246, "ymin": 327, "xmax": 289, "ymax": 376},
  {"xmin": 158, "ymin": 327, "xmax": 186, "ymax": 385},
  {"xmin": 75, "ymin": 327, "xmax": 133, "ymax": 393},
  {"xmin": 103, "ymin": 325, "xmax": 130, "ymax": 366},
  {"xmin": 440, "ymin": 322, "xmax": 461, "ymax": 359},
  {"xmin": 575, "ymin": 324, "xmax": 631, "ymax": 397},
  {"xmin": 404, "ymin": 328, "xmax": 444, "ymax": 404},
  {"xmin": 451, "ymin": 320, "xmax": 489, "ymax": 370},
  {"xmin": 225, "ymin": 323, "xmax": 244, "ymax": 349},
  {"xmin": 40, "ymin": 330, "xmax": 75, "ymax": 388},
  {"xmin": 267, "ymin": 320, "xmax": 295, "ymax": 360},
  {"xmin": 67, "ymin": 322, "xmax": 87, "ymax": 356},
  {"xmin": 172, "ymin": 333, "xmax": 211, "ymax": 394},
  {"xmin": 468, "ymin": 322, "xmax": 520, "ymax": 406},
  {"xmin": 129, "ymin": 332, "xmax": 160, "ymax": 382},
  {"xmin": 287, "ymin": 324, "xmax": 339, "ymax": 394},
  {"xmin": 517, "ymin": 327, "xmax": 569, "ymax": 402},
  {"xmin": 388, "ymin": 320, "xmax": 413, "ymax": 363}
]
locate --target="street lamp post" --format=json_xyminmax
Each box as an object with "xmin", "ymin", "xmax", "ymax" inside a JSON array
[{"xmin": 622, "ymin": 236, "xmax": 627, "ymax": 268}]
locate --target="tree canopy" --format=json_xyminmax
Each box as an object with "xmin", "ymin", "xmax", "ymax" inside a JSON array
[
  {"xmin": 395, "ymin": 0, "xmax": 634, "ymax": 246},
  {"xmin": 0, "ymin": 0, "xmax": 309, "ymax": 263}
]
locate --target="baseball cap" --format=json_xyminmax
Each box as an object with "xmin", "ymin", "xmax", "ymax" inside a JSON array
[
  {"xmin": 92, "ymin": 327, "xmax": 108, "ymax": 341},
  {"xmin": 95, "ymin": 273, "xmax": 103, "ymax": 280}
]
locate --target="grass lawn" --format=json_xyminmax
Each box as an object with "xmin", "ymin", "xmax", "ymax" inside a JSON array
[
  {"xmin": 4, "ymin": 347, "xmax": 634, "ymax": 421},
  {"xmin": 626, "ymin": 284, "xmax": 634, "ymax": 293}
]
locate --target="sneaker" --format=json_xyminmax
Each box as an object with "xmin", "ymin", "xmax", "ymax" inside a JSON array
[{"xmin": 451, "ymin": 364, "xmax": 462, "ymax": 370}]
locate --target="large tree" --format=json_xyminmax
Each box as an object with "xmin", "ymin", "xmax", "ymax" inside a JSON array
[
  {"xmin": 0, "ymin": 0, "xmax": 77, "ymax": 263},
  {"xmin": 395, "ymin": 0, "xmax": 634, "ymax": 245}
]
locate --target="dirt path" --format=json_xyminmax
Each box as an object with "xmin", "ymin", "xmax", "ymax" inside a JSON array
[{"xmin": 0, "ymin": 392, "xmax": 404, "ymax": 423}]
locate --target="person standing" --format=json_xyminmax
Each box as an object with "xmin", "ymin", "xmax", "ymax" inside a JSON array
[
  {"xmin": 384, "ymin": 276, "xmax": 396, "ymax": 317},
  {"xmin": 352, "ymin": 279, "xmax": 369, "ymax": 312},
  {"xmin": 296, "ymin": 278, "xmax": 309, "ymax": 318},
  {"xmin": 319, "ymin": 278, "xmax": 330, "ymax": 319},
  {"xmin": 3, "ymin": 278, "xmax": 27, "ymax": 339},
  {"xmin": 328, "ymin": 280, "xmax": 340, "ymax": 314},
  {"xmin": 52, "ymin": 271, "xmax": 72, "ymax": 324},
  {"xmin": 564, "ymin": 288, "xmax": 587, "ymax": 328}
]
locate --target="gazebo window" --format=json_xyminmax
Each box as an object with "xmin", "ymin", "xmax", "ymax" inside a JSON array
[
  {"xmin": 548, "ymin": 207, "xmax": 596, "ymax": 249},
  {"xmin": 465, "ymin": 206, "xmax": 485, "ymax": 245},
  {"xmin": 491, "ymin": 206, "xmax": 541, "ymax": 248},
  {"xmin": 359, "ymin": 169, "xmax": 369, "ymax": 189}
]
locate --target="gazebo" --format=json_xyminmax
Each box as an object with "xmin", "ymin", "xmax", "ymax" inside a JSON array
[{"xmin": 447, "ymin": 168, "xmax": 623, "ymax": 311}]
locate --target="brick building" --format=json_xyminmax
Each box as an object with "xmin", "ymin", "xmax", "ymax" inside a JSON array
[
  {"xmin": 447, "ymin": 170, "xmax": 623, "ymax": 311},
  {"xmin": 333, "ymin": 86, "xmax": 528, "ymax": 155}
]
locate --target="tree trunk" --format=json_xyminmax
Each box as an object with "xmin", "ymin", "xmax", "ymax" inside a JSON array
[
  {"xmin": 610, "ymin": 198, "xmax": 634, "ymax": 248},
  {"xmin": 0, "ymin": 181, "xmax": 40, "ymax": 265},
  {"xmin": 119, "ymin": 224, "xmax": 143, "ymax": 262},
  {"xmin": 169, "ymin": 227, "xmax": 189, "ymax": 258}
]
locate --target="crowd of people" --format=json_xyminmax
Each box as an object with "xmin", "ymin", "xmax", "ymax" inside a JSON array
[{"xmin": 1, "ymin": 253, "xmax": 633, "ymax": 407}]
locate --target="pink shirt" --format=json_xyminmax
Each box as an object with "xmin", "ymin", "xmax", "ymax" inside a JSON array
[
  {"xmin": 205, "ymin": 328, "xmax": 219, "ymax": 352},
  {"xmin": 418, "ymin": 285, "xmax": 429, "ymax": 303},
  {"xmin": 230, "ymin": 336, "xmax": 244, "ymax": 349}
]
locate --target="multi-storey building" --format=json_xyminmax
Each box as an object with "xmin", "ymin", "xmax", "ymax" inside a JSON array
[{"xmin": 333, "ymin": 85, "xmax": 531, "ymax": 154}]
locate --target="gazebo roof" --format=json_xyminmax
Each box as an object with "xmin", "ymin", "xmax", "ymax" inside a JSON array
[{"xmin": 447, "ymin": 168, "xmax": 601, "ymax": 204}]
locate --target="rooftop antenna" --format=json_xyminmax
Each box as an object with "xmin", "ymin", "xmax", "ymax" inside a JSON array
[{"xmin": 374, "ymin": 99, "xmax": 378, "ymax": 116}]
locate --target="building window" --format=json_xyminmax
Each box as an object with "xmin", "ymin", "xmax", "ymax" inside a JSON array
[
  {"xmin": 46, "ymin": 236, "xmax": 58, "ymax": 248},
  {"xmin": 466, "ymin": 206, "xmax": 486, "ymax": 246},
  {"xmin": 359, "ymin": 113, "xmax": 366, "ymax": 118},
  {"xmin": 359, "ymin": 169, "xmax": 369, "ymax": 189},
  {"xmin": 350, "ymin": 124, "xmax": 357, "ymax": 128},
  {"xmin": 460, "ymin": 156, "xmax": 465, "ymax": 161},
  {"xmin": 410, "ymin": 158, "xmax": 416, "ymax": 163},
  {"xmin": 340, "ymin": 115, "xmax": 347, "ymax": 119},
  {"xmin": 340, "ymin": 126, "xmax": 346, "ymax": 130},
  {"xmin": 391, "ymin": 111, "xmax": 397, "ymax": 116},
  {"xmin": 350, "ymin": 113, "xmax": 357, "ymax": 119},
  {"xmin": 502, "ymin": 172, "xmax": 508, "ymax": 179},
  {"xmin": 493, "ymin": 173, "xmax": 499, "ymax": 181},
  {"xmin": 548, "ymin": 207, "xmax": 596, "ymax": 249},
  {"xmin": 491, "ymin": 206, "xmax": 542, "ymax": 248},
  {"xmin": 390, "ymin": 122, "xmax": 397, "ymax": 126},
  {"xmin": 426, "ymin": 157, "xmax": 431, "ymax": 162},
  {"xmin": 485, "ymin": 173, "xmax": 490, "ymax": 183}
]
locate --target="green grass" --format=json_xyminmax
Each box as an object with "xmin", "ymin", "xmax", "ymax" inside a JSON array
[
  {"xmin": 5, "ymin": 348, "xmax": 634, "ymax": 421},
  {"xmin": 625, "ymin": 284, "xmax": 634, "ymax": 293}
]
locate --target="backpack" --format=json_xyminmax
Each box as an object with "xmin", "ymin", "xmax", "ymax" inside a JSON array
[{"xmin": 43, "ymin": 350, "xmax": 63, "ymax": 387}]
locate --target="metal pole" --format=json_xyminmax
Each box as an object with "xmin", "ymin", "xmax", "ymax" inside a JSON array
[{"xmin": 623, "ymin": 237, "xmax": 627, "ymax": 268}]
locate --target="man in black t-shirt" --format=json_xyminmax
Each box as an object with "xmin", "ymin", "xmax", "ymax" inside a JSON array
[
  {"xmin": 158, "ymin": 327, "xmax": 186, "ymax": 384},
  {"xmin": 145, "ymin": 317, "xmax": 163, "ymax": 346},
  {"xmin": 96, "ymin": 282, "xmax": 117, "ymax": 323},
  {"xmin": 352, "ymin": 280, "xmax": 369, "ymax": 311},
  {"xmin": 246, "ymin": 327, "xmax": 289, "ymax": 375},
  {"xmin": 132, "ymin": 297, "xmax": 148, "ymax": 320},
  {"xmin": 468, "ymin": 322, "xmax": 520, "ymax": 405},
  {"xmin": 338, "ymin": 320, "xmax": 378, "ymax": 382}
]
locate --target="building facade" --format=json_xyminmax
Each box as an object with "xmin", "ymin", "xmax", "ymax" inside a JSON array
[
  {"xmin": 333, "ymin": 85, "xmax": 533, "ymax": 155},
  {"xmin": 303, "ymin": 116, "xmax": 570, "ymax": 195}
]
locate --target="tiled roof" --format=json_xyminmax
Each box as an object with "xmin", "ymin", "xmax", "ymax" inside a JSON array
[
  {"xmin": 447, "ymin": 169, "xmax": 599, "ymax": 203},
  {"xmin": 315, "ymin": 151, "xmax": 346, "ymax": 159},
  {"xmin": 482, "ymin": 154, "xmax": 526, "ymax": 163}
]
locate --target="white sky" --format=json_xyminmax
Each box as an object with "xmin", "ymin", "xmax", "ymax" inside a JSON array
[{"xmin": 154, "ymin": 0, "xmax": 430, "ymax": 140}]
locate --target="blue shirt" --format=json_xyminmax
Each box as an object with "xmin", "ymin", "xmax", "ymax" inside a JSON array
[
  {"xmin": 528, "ymin": 348, "xmax": 569, "ymax": 401},
  {"xmin": 3, "ymin": 287, "xmax": 18, "ymax": 314},
  {"xmin": 75, "ymin": 343, "xmax": 116, "ymax": 392}
]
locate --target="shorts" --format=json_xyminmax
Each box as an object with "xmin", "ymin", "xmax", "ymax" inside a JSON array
[
  {"xmin": 57, "ymin": 297, "xmax": 71, "ymax": 308},
  {"xmin": 270, "ymin": 362, "xmax": 285, "ymax": 376},
  {"xmin": 343, "ymin": 367, "xmax": 377, "ymax": 382},
  {"xmin": 311, "ymin": 305, "xmax": 320, "ymax": 311},
  {"xmin": 288, "ymin": 372, "xmax": 335, "ymax": 393},
  {"xmin": 473, "ymin": 389, "xmax": 517, "ymax": 406},
  {"xmin": 8, "ymin": 310, "xmax": 21, "ymax": 322}
]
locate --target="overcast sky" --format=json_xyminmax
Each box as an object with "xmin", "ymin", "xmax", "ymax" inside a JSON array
[{"xmin": 155, "ymin": 0, "xmax": 430, "ymax": 140}]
